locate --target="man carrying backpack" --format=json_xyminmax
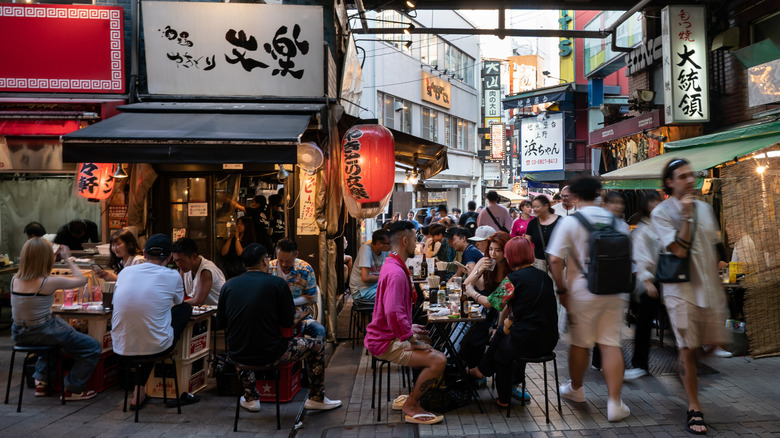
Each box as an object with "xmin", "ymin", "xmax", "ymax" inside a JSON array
[{"xmin": 546, "ymin": 177, "xmax": 632, "ymax": 422}]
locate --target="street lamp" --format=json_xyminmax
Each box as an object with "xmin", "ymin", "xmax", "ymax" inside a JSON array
[{"xmin": 542, "ymin": 70, "xmax": 566, "ymax": 84}]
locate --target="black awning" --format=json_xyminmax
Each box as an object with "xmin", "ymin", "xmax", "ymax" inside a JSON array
[
  {"xmin": 503, "ymin": 84, "xmax": 573, "ymax": 110},
  {"xmin": 62, "ymin": 110, "xmax": 312, "ymax": 164}
]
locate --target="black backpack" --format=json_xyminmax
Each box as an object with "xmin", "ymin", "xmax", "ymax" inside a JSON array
[
  {"xmin": 463, "ymin": 217, "xmax": 477, "ymax": 236},
  {"xmin": 571, "ymin": 212, "xmax": 632, "ymax": 295}
]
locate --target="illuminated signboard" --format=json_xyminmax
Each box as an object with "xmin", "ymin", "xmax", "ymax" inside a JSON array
[
  {"xmin": 490, "ymin": 123, "xmax": 505, "ymax": 160},
  {"xmin": 520, "ymin": 113, "xmax": 564, "ymax": 172},
  {"xmin": 662, "ymin": 5, "xmax": 709, "ymax": 123}
]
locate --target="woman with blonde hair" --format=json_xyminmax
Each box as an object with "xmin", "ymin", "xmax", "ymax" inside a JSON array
[
  {"xmin": 94, "ymin": 228, "xmax": 144, "ymax": 282},
  {"xmin": 10, "ymin": 237, "xmax": 101, "ymax": 400}
]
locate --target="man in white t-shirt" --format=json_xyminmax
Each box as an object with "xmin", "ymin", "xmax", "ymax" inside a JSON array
[
  {"xmin": 552, "ymin": 186, "xmax": 577, "ymax": 216},
  {"xmin": 349, "ymin": 229, "xmax": 390, "ymax": 301},
  {"xmin": 112, "ymin": 234, "xmax": 193, "ymax": 409},
  {"xmin": 546, "ymin": 177, "xmax": 630, "ymax": 422},
  {"xmin": 172, "ymin": 237, "xmax": 226, "ymax": 306}
]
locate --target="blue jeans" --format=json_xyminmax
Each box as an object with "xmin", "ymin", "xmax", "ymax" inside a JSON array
[
  {"xmin": 12, "ymin": 317, "xmax": 101, "ymax": 393},
  {"xmin": 353, "ymin": 283, "xmax": 378, "ymax": 300},
  {"xmin": 301, "ymin": 318, "xmax": 326, "ymax": 343}
]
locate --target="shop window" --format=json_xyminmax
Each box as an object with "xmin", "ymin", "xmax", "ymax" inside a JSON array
[
  {"xmin": 422, "ymin": 107, "xmax": 438, "ymax": 142},
  {"xmin": 444, "ymin": 115, "xmax": 452, "ymax": 147},
  {"xmin": 383, "ymin": 94, "xmax": 395, "ymax": 129},
  {"xmin": 168, "ymin": 176, "xmax": 211, "ymax": 259},
  {"xmin": 402, "ymin": 100, "xmax": 412, "ymax": 134}
]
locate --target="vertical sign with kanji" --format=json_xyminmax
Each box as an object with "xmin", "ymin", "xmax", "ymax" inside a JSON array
[
  {"xmin": 483, "ymin": 60, "xmax": 501, "ymax": 125},
  {"xmin": 662, "ymin": 5, "xmax": 709, "ymax": 124},
  {"xmin": 297, "ymin": 173, "xmax": 318, "ymax": 235}
]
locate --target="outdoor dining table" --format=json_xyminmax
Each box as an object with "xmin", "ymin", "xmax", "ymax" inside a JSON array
[{"xmin": 422, "ymin": 300, "xmax": 486, "ymax": 413}]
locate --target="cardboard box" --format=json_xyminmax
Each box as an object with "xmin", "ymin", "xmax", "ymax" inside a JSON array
[
  {"xmin": 172, "ymin": 317, "xmax": 210, "ymax": 360},
  {"xmin": 256, "ymin": 361, "xmax": 302, "ymax": 403},
  {"xmin": 55, "ymin": 350, "xmax": 119, "ymax": 393},
  {"xmin": 145, "ymin": 350, "xmax": 208, "ymax": 399}
]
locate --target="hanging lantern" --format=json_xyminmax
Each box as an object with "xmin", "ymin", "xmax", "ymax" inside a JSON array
[
  {"xmin": 341, "ymin": 124, "xmax": 395, "ymax": 218},
  {"xmin": 77, "ymin": 162, "xmax": 117, "ymax": 202}
]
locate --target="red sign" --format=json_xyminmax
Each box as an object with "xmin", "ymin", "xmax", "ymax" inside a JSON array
[
  {"xmin": 588, "ymin": 109, "xmax": 661, "ymax": 146},
  {"xmin": 0, "ymin": 4, "xmax": 124, "ymax": 93}
]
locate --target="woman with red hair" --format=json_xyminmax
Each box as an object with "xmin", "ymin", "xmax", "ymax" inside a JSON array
[
  {"xmin": 460, "ymin": 232, "xmax": 511, "ymax": 374},
  {"xmin": 464, "ymin": 237, "xmax": 559, "ymax": 407}
]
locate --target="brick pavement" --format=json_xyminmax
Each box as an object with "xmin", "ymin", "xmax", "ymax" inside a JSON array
[{"xmin": 1, "ymin": 327, "xmax": 779, "ymax": 437}]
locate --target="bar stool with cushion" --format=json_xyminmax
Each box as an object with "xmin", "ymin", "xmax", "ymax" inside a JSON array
[
  {"xmin": 228, "ymin": 357, "xmax": 281, "ymax": 431},
  {"xmin": 4, "ymin": 344, "xmax": 65, "ymax": 412},
  {"xmin": 349, "ymin": 299, "xmax": 374, "ymax": 349},
  {"xmin": 506, "ymin": 352, "xmax": 561, "ymax": 423},
  {"xmin": 121, "ymin": 345, "xmax": 181, "ymax": 423}
]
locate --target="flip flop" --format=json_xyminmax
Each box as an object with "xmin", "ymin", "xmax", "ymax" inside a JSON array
[
  {"xmin": 129, "ymin": 396, "xmax": 150, "ymax": 411},
  {"xmin": 167, "ymin": 392, "xmax": 200, "ymax": 408},
  {"xmin": 404, "ymin": 412, "xmax": 444, "ymax": 424},
  {"xmin": 495, "ymin": 398, "xmax": 509, "ymax": 408},
  {"xmin": 392, "ymin": 395, "xmax": 408, "ymax": 411}
]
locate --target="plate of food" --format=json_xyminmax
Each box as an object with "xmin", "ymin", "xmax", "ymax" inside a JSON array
[{"xmin": 60, "ymin": 304, "xmax": 82, "ymax": 311}]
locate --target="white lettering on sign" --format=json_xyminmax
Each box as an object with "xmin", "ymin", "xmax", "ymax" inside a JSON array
[
  {"xmin": 602, "ymin": 129, "xmax": 614, "ymax": 138},
  {"xmin": 625, "ymin": 36, "xmax": 663, "ymax": 75},
  {"xmin": 520, "ymin": 113, "xmax": 565, "ymax": 172},
  {"xmin": 638, "ymin": 116, "xmax": 654, "ymax": 128},
  {"xmin": 222, "ymin": 163, "xmax": 243, "ymax": 170}
]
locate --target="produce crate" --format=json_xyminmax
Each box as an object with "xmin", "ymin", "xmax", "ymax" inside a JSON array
[
  {"xmin": 172, "ymin": 315, "xmax": 210, "ymax": 360},
  {"xmin": 256, "ymin": 361, "xmax": 301, "ymax": 403},
  {"xmin": 145, "ymin": 350, "xmax": 208, "ymax": 399},
  {"xmin": 55, "ymin": 350, "xmax": 119, "ymax": 393}
]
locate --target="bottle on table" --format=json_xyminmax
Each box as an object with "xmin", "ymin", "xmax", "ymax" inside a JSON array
[{"xmin": 437, "ymin": 283, "xmax": 446, "ymax": 306}]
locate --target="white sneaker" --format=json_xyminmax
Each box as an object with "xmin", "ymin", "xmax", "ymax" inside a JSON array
[
  {"xmin": 304, "ymin": 396, "xmax": 342, "ymax": 410},
  {"xmin": 624, "ymin": 368, "xmax": 648, "ymax": 380},
  {"xmin": 711, "ymin": 346, "xmax": 732, "ymax": 358},
  {"xmin": 240, "ymin": 396, "xmax": 260, "ymax": 412},
  {"xmin": 559, "ymin": 381, "xmax": 585, "ymax": 402},
  {"xmin": 607, "ymin": 398, "xmax": 631, "ymax": 422}
]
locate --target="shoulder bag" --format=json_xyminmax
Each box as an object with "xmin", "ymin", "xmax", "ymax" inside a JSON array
[
  {"xmin": 656, "ymin": 211, "xmax": 696, "ymax": 283},
  {"xmin": 486, "ymin": 207, "xmax": 510, "ymax": 233}
]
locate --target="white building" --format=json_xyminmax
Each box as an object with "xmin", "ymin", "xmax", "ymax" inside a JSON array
[{"xmin": 356, "ymin": 10, "xmax": 482, "ymax": 217}]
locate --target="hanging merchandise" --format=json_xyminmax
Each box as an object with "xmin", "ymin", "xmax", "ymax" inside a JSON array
[
  {"xmin": 76, "ymin": 162, "xmax": 117, "ymax": 202},
  {"xmin": 341, "ymin": 124, "xmax": 395, "ymax": 219}
]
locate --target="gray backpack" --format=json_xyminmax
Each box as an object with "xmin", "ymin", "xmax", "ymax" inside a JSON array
[{"xmin": 571, "ymin": 212, "xmax": 632, "ymax": 295}]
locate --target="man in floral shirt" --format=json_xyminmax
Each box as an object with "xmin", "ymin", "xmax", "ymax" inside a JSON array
[{"xmin": 269, "ymin": 238, "xmax": 325, "ymax": 342}]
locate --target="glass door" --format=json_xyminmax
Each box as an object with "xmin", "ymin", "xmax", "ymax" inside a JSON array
[{"xmin": 169, "ymin": 176, "xmax": 211, "ymax": 259}]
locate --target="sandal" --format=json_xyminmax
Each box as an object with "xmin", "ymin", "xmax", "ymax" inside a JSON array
[
  {"xmin": 495, "ymin": 398, "xmax": 509, "ymax": 408},
  {"xmin": 129, "ymin": 395, "xmax": 150, "ymax": 411},
  {"xmin": 404, "ymin": 412, "xmax": 444, "ymax": 424},
  {"xmin": 392, "ymin": 394, "xmax": 408, "ymax": 411},
  {"xmin": 686, "ymin": 410, "xmax": 707, "ymax": 435}
]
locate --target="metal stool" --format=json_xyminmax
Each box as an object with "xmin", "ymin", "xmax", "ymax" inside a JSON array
[
  {"xmin": 349, "ymin": 302, "xmax": 374, "ymax": 349},
  {"xmin": 4, "ymin": 345, "xmax": 65, "ymax": 412},
  {"xmin": 507, "ymin": 352, "xmax": 561, "ymax": 423},
  {"xmin": 121, "ymin": 346, "xmax": 181, "ymax": 423},
  {"xmin": 371, "ymin": 356, "xmax": 412, "ymax": 421},
  {"xmin": 229, "ymin": 358, "xmax": 281, "ymax": 431}
]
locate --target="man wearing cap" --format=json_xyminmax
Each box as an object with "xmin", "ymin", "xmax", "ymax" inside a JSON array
[
  {"xmin": 112, "ymin": 234, "xmax": 194, "ymax": 409},
  {"xmin": 468, "ymin": 225, "xmax": 497, "ymax": 255},
  {"xmin": 477, "ymin": 191, "xmax": 513, "ymax": 233},
  {"xmin": 217, "ymin": 243, "xmax": 342, "ymax": 412}
]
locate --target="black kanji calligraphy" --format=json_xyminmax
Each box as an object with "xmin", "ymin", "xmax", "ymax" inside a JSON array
[
  {"xmin": 225, "ymin": 29, "xmax": 268, "ymax": 72},
  {"xmin": 676, "ymin": 45, "xmax": 700, "ymax": 69},
  {"xmin": 264, "ymin": 24, "xmax": 310, "ymax": 79}
]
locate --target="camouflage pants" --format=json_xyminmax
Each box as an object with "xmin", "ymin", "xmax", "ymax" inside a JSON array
[{"xmin": 239, "ymin": 337, "xmax": 325, "ymax": 401}]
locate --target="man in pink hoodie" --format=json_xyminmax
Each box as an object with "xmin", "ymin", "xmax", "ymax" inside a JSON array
[{"xmin": 364, "ymin": 221, "xmax": 447, "ymax": 425}]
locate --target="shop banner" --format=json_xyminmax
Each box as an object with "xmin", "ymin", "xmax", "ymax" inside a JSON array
[
  {"xmin": 142, "ymin": 1, "xmax": 323, "ymax": 97},
  {"xmin": 490, "ymin": 123, "xmax": 505, "ymax": 160},
  {"xmin": 420, "ymin": 71, "xmax": 451, "ymax": 109},
  {"xmin": 0, "ymin": 3, "xmax": 124, "ymax": 93},
  {"xmin": 662, "ymin": 5, "xmax": 709, "ymax": 124},
  {"xmin": 483, "ymin": 162, "xmax": 501, "ymax": 181},
  {"xmin": 520, "ymin": 113, "xmax": 564, "ymax": 172},
  {"xmin": 485, "ymin": 89, "xmax": 501, "ymax": 118},
  {"xmin": 297, "ymin": 173, "xmax": 318, "ymax": 235}
]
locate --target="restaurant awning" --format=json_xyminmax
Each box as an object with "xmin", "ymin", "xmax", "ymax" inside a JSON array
[
  {"xmin": 494, "ymin": 189, "xmax": 524, "ymax": 203},
  {"xmin": 503, "ymin": 84, "xmax": 573, "ymax": 110},
  {"xmin": 420, "ymin": 179, "xmax": 469, "ymax": 189},
  {"xmin": 601, "ymin": 120, "xmax": 780, "ymax": 189},
  {"xmin": 62, "ymin": 102, "xmax": 325, "ymax": 164},
  {"xmin": 337, "ymin": 114, "xmax": 448, "ymax": 180},
  {"xmin": 588, "ymin": 109, "xmax": 662, "ymax": 146}
]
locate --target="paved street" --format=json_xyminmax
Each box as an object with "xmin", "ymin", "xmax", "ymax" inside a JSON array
[{"xmin": 1, "ymin": 322, "xmax": 779, "ymax": 437}]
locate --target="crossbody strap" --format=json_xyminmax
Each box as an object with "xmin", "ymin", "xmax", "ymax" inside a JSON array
[{"xmin": 486, "ymin": 207, "xmax": 509, "ymax": 232}]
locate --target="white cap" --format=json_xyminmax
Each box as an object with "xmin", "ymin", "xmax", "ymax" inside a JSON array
[{"xmin": 468, "ymin": 225, "xmax": 496, "ymax": 242}]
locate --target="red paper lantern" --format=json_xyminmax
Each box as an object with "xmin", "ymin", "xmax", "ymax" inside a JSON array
[
  {"xmin": 342, "ymin": 124, "xmax": 395, "ymax": 207},
  {"xmin": 77, "ymin": 162, "xmax": 117, "ymax": 202}
]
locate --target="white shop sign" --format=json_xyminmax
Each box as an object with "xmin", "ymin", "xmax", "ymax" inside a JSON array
[
  {"xmin": 142, "ymin": 2, "xmax": 324, "ymax": 97},
  {"xmin": 520, "ymin": 113, "xmax": 564, "ymax": 172},
  {"xmin": 662, "ymin": 5, "xmax": 709, "ymax": 124}
]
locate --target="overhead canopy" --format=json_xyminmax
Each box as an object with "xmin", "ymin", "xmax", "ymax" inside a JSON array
[
  {"xmin": 503, "ymin": 84, "xmax": 573, "ymax": 110},
  {"xmin": 62, "ymin": 102, "xmax": 324, "ymax": 164},
  {"xmin": 494, "ymin": 189, "xmax": 525, "ymax": 203},
  {"xmin": 421, "ymin": 179, "xmax": 469, "ymax": 189},
  {"xmin": 601, "ymin": 120, "xmax": 780, "ymax": 188}
]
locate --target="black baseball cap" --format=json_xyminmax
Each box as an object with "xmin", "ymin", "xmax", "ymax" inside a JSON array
[{"xmin": 145, "ymin": 233, "xmax": 172, "ymax": 257}]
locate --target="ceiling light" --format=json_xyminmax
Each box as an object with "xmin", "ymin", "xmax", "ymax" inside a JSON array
[
  {"xmin": 405, "ymin": 40, "xmax": 412, "ymax": 49},
  {"xmin": 113, "ymin": 163, "xmax": 128, "ymax": 179},
  {"xmin": 404, "ymin": 24, "xmax": 415, "ymax": 35}
]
